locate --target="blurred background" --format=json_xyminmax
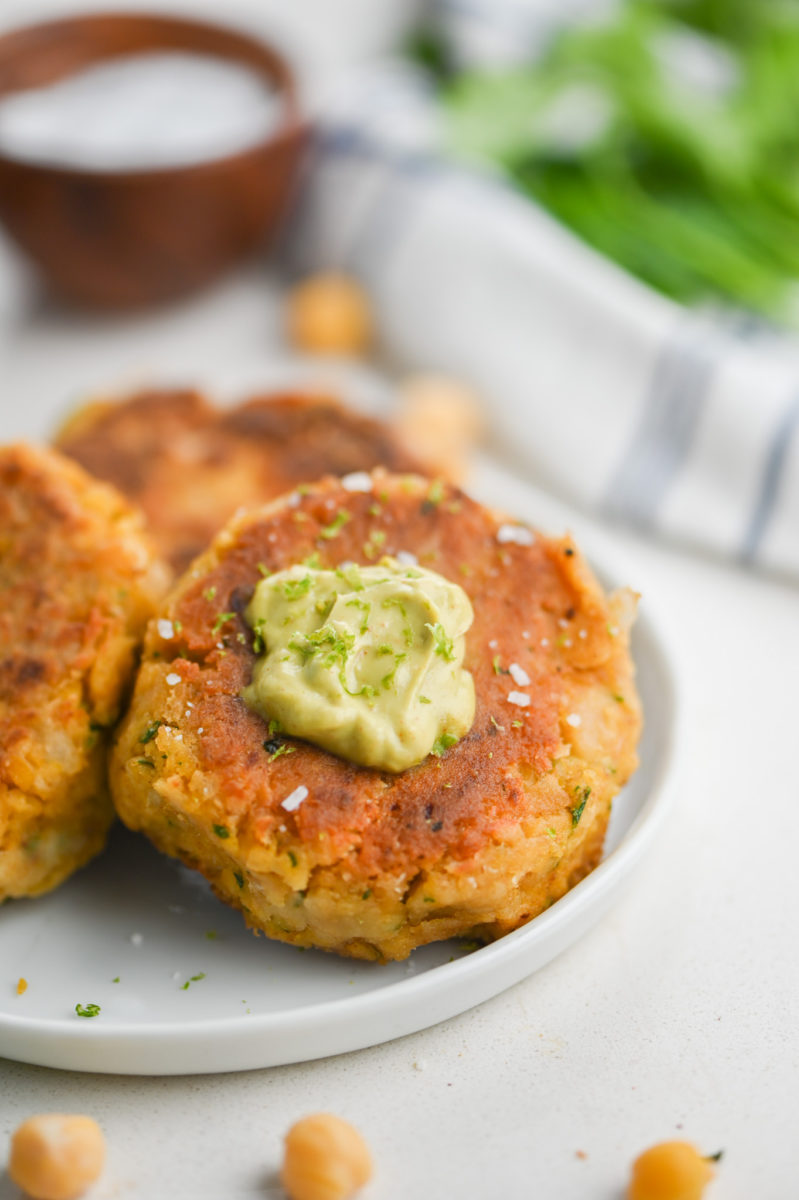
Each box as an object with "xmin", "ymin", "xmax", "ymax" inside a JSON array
[{"xmin": 0, "ymin": 0, "xmax": 797, "ymax": 578}]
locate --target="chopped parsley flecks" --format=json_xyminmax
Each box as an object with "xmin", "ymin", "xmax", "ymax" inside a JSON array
[
  {"xmin": 139, "ymin": 720, "xmax": 162, "ymax": 744},
  {"xmin": 212, "ymin": 611, "xmax": 236, "ymax": 635},
  {"xmin": 431, "ymin": 732, "xmax": 459, "ymax": 757},
  {"xmin": 234, "ymin": 871, "xmax": 245, "ymax": 889},
  {"xmin": 345, "ymin": 597, "xmax": 371, "ymax": 634},
  {"xmin": 571, "ymin": 786, "xmax": 591, "ymax": 827},
  {"xmin": 319, "ymin": 509, "xmax": 351, "ymax": 540},
  {"xmin": 203, "ymin": 586, "xmax": 217, "ymax": 602},
  {"xmin": 257, "ymin": 562, "xmax": 271, "ymax": 578},
  {"xmin": 135, "ymin": 758, "xmax": 155, "ymax": 768},
  {"xmin": 419, "ymin": 695, "xmax": 432, "ymax": 704},
  {"xmin": 267, "ymin": 743, "xmax": 296, "ymax": 763},
  {"xmin": 426, "ymin": 621, "xmax": 455, "ymax": 661},
  {"xmin": 363, "ymin": 529, "xmax": 387, "ymax": 559},
  {"xmin": 427, "ymin": 479, "xmax": 445, "ymax": 506},
  {"xmin": 282, "ymin": 575, "xmax": 312, "ymax": 601},
  {"xmin": 75, "ymin": 1002, "xmax": 101, "ymax": 1018},
  {"xmin": 181, "ymin": 973, "xmax": 206, "ymax": 990},
  {"xmin": 336, "ymin": 563, "xmax": 364, "ymax": 591},
  {"xmin": 212, "ymin": 824, "xmax": 230, "ymax": 839}
]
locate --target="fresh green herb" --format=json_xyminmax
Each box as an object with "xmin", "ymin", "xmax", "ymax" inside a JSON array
[
  {"xmin": 75, "ymin": 1002, "xmax": 101, "ymax": 1018},
  {"xmin": 111, "ymin": 977, "xmax": 120, "ymax": 984},
  {"xmin": 181, "ymin": 973, "xmax": 206, "ymax": 990},
  {"xmin": 431, "ymin": 732, "xmax": 459, "ymax": 757},
  {"xmin": 426, "ymin": 622, "xmax": 455, "ymax": 661},
  {"xmin": 436, "ymin": 2, "xmax": 799, "ymax": 322},
  {"xmin": 363, "ymin": 528, "xmax": 387, "ymax": 559},
  {"xmin": 288, "ymin": 850, "xmax": 298, "ymax": 867},
  {"xmin": 368, "ymin": 502, "xmax": 382, "ymax": 517},
  {"xmin": 489, "ymin": 715, "xmax": 504, "ymax": 731},
  {"xmin": 212, "ymin": 824, "xmax": 230, "ymax": 839},
  {"xmin": 336, "ymin": 563, "xmax": 364, "ymax": 591},
  {"xmin": 257, "ymin": 562, "xmax": 271, "ymax": 578},
  {"xmin": 512, "ymin": 719, "xmax": 523, "ymax": 728},
  {"xmin": 212, "ymin": 611, "xmax": 236, "ymax": 635},
  {"xmin": 361, "ymin": 888, "xmax": 372, "ymax": 900},
  {"xmin": 706, "ymin": 1151, "xmax": 725, "ymax": 1164},
  {"xmin": 571, "ymin": 787, "xmax": 591, "ymax": 827},
  {"xmin": 303, "ymin": 551, "xmax": 322, "ymax": 569},
  {"xmin": 205, "ymin": 930, "xmax": 217, "ymax": 940},
  {"xmin": 203, "ymin": 586, "xmax": 217, "ymax": 602},
  {"xmin": 139, "ymin": 720, "xmax": 162, "ymax": 744},
  {"xmin": 492, "ymin": 655, "xmax": 508, "ymax": 675},
  {"xmin": 234, "ymin": 871, "xmax": 245, "ymax": 889},
  {"xmin": 427, "ymin": 479, "xmax": 445, "ymax": 505},
  {"xmin": 423, "ymin": 895, "xmax": 436, "ymax": 903},
  {"xmin": 268, "ymin": 744, "xmax": 296, "ymax": 762},
  {"xmin": 419, "ymin": 695, "xmax": 432, "ymax": 704},
  {"xmin": 380, "ymin": 652, "xmax": 407, "ymax": 690},
  {"xmin": 382, "ymin": 596, "xmax": 413, "ymax": 646},
  {"xmin": 346, "ymin": 597, "xmax": 371, "ymax": 633},
  {"xmin": 319, "ymin": 509, "xmax": 351, "ymax": 539},
  {"xmin": 135, "ymin": 758, "xmax": 155, "ymax": 768},
  {"xmin": 252, "ymin": 618, "xmax": 267, "ymax": 654},
  {"xmin": 282, "ymin": 575, "xmax": 312, "ymax": 601},
  {"xmin": 290, "ymin": 624, "xmax": 355, "ymax": 668},
  {"xmin": 613, "ymin": 694, "xmax": 625, "ymax": 703}
]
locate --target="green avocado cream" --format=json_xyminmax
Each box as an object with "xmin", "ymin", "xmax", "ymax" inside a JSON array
[{"xmin": 243, "ymin": 558, "xmax": 475, "ymax": 772}]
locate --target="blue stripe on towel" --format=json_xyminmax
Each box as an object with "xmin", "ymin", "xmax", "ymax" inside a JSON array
[
  {"xmin": 741, "ymin": 391, "xmax": 799, "ymax": 564},
  {"xmin": 602, "ymin": 323, "xmax": 719, "ymax": 530}
]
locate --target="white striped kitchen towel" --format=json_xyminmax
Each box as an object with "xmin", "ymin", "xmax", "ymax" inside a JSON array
[{"xmin": 285, "ymin": 57, "xmax": 799, "ymax": 583}]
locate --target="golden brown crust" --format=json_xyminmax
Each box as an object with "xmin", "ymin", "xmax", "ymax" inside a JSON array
[
  {"xmin": 110, "ymin": 472, "xmax": 641, "ymax": 960},
  {"xmin": 0, "ymin": 443, "xmax": 167, "ymax": 898},
  {"xmin": 56, "ymin": 389, "xmax": 422, "ymax": 575}
]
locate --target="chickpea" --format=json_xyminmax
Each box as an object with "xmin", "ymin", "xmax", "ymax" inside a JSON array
[
  {"xmin": 8, "ymin": 1114, "xmax": 105, "ymax": 1200},
  {"xmin": 287, "ymin": 273, "xmax": 373, "ymax": 357},
  {"xmin": 395, "ymin": 373, "xmax": 484, "ymax": 483},
  {"xmin": 281, "ymin": 1113, "xmax": 372, "ymax": 1200},
  {"xmin": 628, "ymin": 1140, "xmax": 716, "ymax": 1200}
]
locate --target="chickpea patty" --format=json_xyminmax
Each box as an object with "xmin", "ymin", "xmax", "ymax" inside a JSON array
[
  {"xmin": 110, "ymin": 472, "xmax": 641, "ymax": 961},
  {"xmin": 0, "ymin": 444, "xmax": 165, "ymax": 899},
  {"xmin": 56, "ymin": 389, "xmax": 422, "ymax": 576}
]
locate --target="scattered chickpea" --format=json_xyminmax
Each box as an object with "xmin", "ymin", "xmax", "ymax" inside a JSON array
[
  {"xmin": 8, "ymin": 1114, "xmax": 105, "ymax": 1200},
  {"xmin": 281, "ymin": 1113, "xmax": 372, "ymax": 1200},
  {"xmin": 287, "ymin": 273, "xmax": 373, "ymax": 356},
  {"xmin": 628, "ymin": 1140, "xmax": 717, "ymax": 1200},
  {"xmin": 395, "ymin": 373, "xmax": 485, "ymax": 483}
]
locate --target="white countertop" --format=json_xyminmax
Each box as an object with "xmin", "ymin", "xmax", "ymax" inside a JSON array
[{"xmin": 1, "ymin": 245, "xmax": 797, "ymax": 1200}]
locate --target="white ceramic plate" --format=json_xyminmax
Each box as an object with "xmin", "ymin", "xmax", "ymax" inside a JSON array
[{"xmin": 0, "ymin": 464, "xmax": 677, "ymax": 1076}]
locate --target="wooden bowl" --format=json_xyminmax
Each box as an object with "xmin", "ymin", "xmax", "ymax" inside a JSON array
[{"xmin": 0, "ymin": 12, "xmax": 309, "ymax": 308}]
